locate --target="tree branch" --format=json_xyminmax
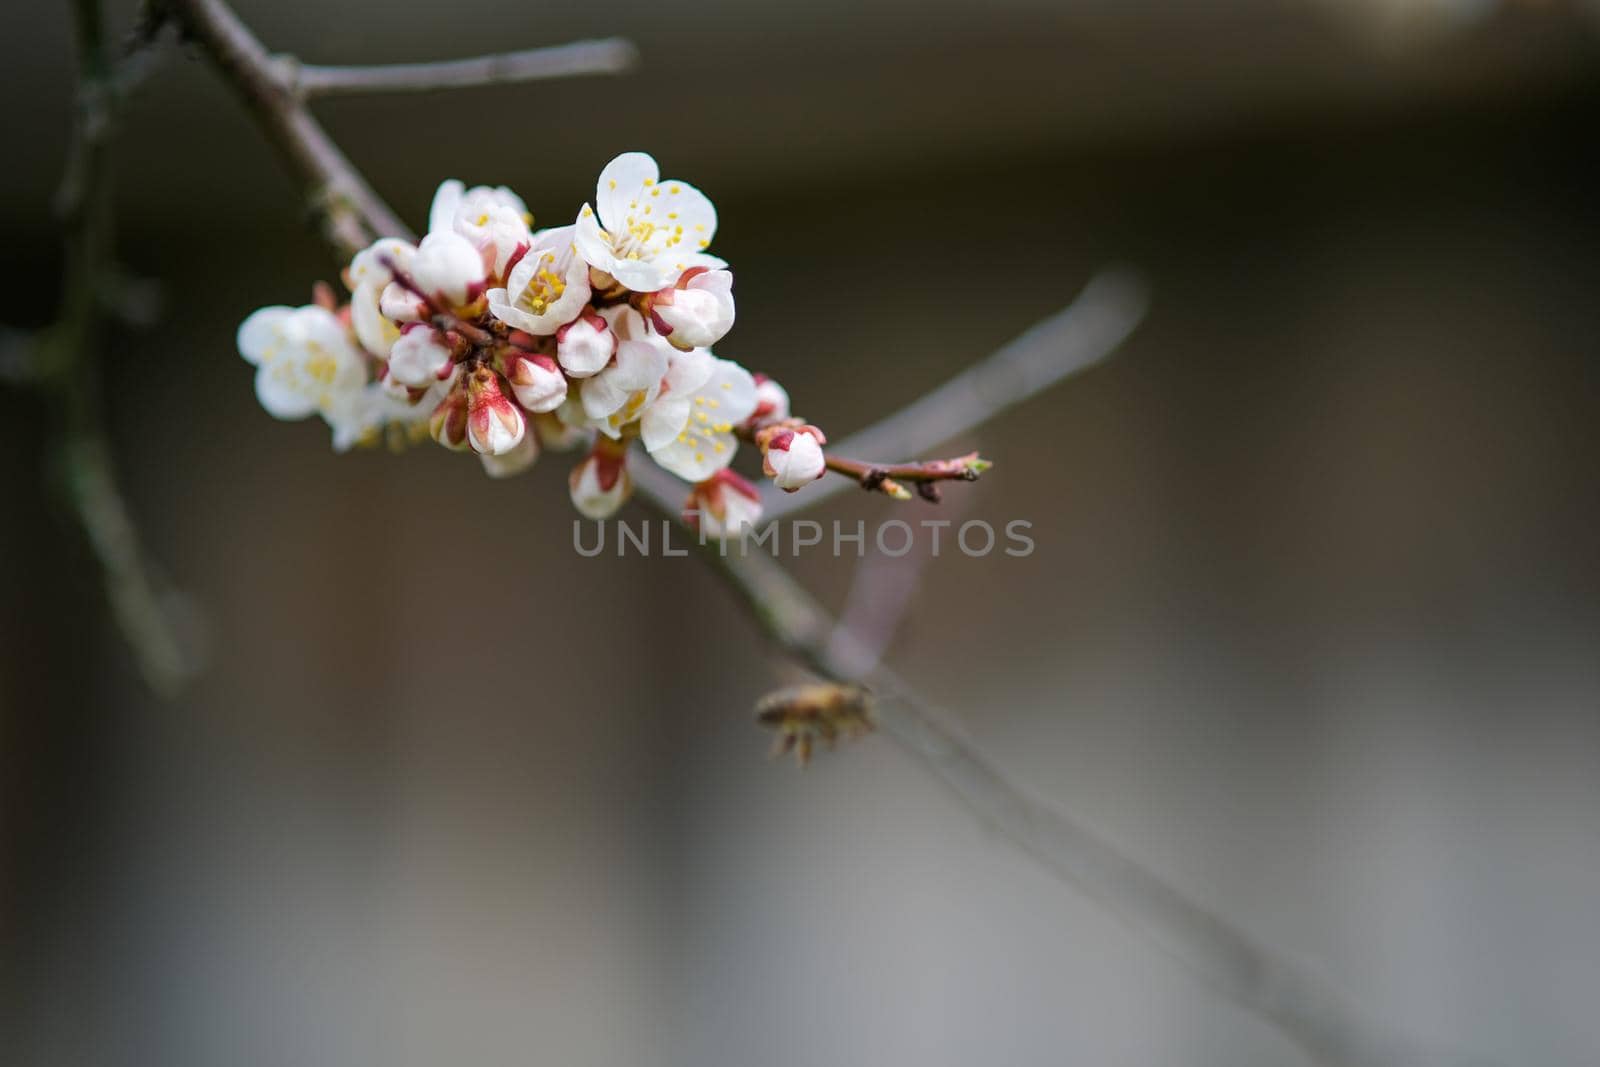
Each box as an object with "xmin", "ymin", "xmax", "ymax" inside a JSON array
[
  {"xmin": 285, "ymin": 39, "xmax": 639, "ymax": 100},
  {"xmin": 635, "ymin": 465, "xmax": 1476, "ymax": 1067},
  {"xmin": 761, "ymin": 268, "xmax": 1149, "ymax": 520},
  {"xmin": 158, "ymin": 3, "xmax": 1479, "ymax": 1060}
]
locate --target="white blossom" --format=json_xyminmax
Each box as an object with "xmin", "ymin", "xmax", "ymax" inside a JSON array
[
  {"xmin": 640, "ymin": 348, "xmax": 757, "ymax": 482},
  {"xmin": 486, "ymin": 225, "xmax": 591, "ymax": 335},
  {"xmin": 237, "ymin": 305, "xmax": 367, "ymax": 421},
  {"xmin": 651, "ymin": 268, "xmax": 735, "ymax": 350},
  {"xmin": 574, "ymin": 152, "xmax": 723, "ymax": 292}
]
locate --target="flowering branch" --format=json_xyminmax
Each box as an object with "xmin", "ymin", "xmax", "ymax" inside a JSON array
[
  {"xmin": 283, "ymin": 39, "xmax": 639, "ymax": 100},
  {"xmin": 79, "ymin": 2, "xmax": 1484, "ymax": 1064}
]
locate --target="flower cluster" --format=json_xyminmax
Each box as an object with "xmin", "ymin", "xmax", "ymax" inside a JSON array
[{"xmin": 237, "ymin": 152, "xmax": 829, "ymax": 532}]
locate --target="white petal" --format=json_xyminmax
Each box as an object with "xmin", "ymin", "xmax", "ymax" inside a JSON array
[
  {"xmin": 429, "ymin": 179, "xmax": 465, "ymax": 235},
  {"xmin": 573, "ymin": 207, "xmax": 614, "ymax": 272},
  {"xmin": 641, "ymin": 394, "xmax": 692, "ymax": 452},
  {"xmin": 236, "ymin": 306, "xmax": 294, "ymax": 365},
  {"xmin": 650, "ymin": 434, "xmax": 733, "ymax": 483},
  {"xmin": 707, "ymin": 359, "xmax": 758, "ymax": 426},
  {"xmin": 595, "ymin": 152, "xmax": 659, "ymax": 233},
  {"xmin": 350, "ymin": 282, "xmax": 399, "ymax": 358},
  {"xmin": 254, "ymin": 363, "xmax": 320, "ymax": 420}
]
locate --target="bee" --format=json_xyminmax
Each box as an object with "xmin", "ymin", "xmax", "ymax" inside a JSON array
[{"xmin": 754, "ymin": 682, "xmax": 874, "ymax": 767}]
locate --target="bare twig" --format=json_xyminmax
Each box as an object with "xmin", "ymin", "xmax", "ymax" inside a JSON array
[
  {"xmin": 761, "ymin": 268, "xmax": 1149, "ymax": 520},
  {"xmin": 286, "ymin": 39, "xmax": 638, "ymax": 100},
  {"xmin": 636, "ymin": 468, "xmax": 1479, "ymax": 1067}
]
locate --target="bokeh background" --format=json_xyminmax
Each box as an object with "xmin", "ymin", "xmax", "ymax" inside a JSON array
[{"xmin": 4, "ymin": 0, "xmax": 1600, "ymax": 1064}]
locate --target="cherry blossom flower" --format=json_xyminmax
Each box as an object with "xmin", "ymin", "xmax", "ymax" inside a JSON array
[
  {"xmin": 486, "ymin": 225, "xmax": 591, "ymax": 335},
  {"xmin": 569, "ymin": 437, "xmax": 632, "ymax": 519},
  {"xmin": 237, "ymin": 304, "xmax": 367, "ymax": 421},
  {"xmin": 762, "ymin": 425, "xmax": 827, "ymax": 491},
  {"xmin": 430, "ymin": 180, "xmax": 532, "ymax": 280},
  {"xmin": 649, "ymin": 267, "xmax": 735, "ymax": 350},
  {"xmin": 685, "ymin": 469, "xmax": 763, "ymax": 539},
  {"xmin": 640, "ymin": 348, "xmax": 757, "ymax": 482},
  {"xmin": 574, "ymin": 151, "xmax": 722, "ymax": 292}
]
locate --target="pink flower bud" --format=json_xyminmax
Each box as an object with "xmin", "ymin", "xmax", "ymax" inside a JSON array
[
  {"xmin": 504, "ymin": 352, "xmax": 568, "ymax": 413},
  {"xmin": 429, "ymin": 381, "xmax": 470, "ymax": 451},
  {"xmin": 465, "ymin": 367, "xmax": 526, "ymax": 456},
  {"xmin": 650, "ymin": 268, "xmax": 735, "ymax": 350},
  {"xmin": 569, "ymin": 438, "xmax": 632, "ymax": 519},
  {"xmin": 555, "ymin": 310, "xmax": 615, "ymax": 378},
  {"xmin": 388, "ymin": 323, "xmax": 453, "ymax": 388},
  {"xmin": 762, "ymin": 426, "xmax": 826, "ymax": 492},
  {"xmin": 745, "ymin": 373, "xmax": 790, "ymax": 429},
  {"xmin": 685, "ymin": 469, "xmax": 763, "ymax": 539}
]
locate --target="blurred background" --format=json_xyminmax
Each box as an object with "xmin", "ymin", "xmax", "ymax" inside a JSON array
[{"xmin": 3, "ymin": 0, "xmax": 1599, "ymax": 1064}]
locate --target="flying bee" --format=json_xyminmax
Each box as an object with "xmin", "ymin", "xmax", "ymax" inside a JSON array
[{"xmin": 754, "ymin": 682, "xmax": 874, "ymax": 767}]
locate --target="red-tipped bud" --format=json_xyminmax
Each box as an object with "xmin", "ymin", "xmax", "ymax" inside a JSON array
[
  {"xmin": 685, "ymin": 469, "xmax": 763, "ymax": 539},
  {"xmin": 504, "ymin": 352, "xmax": 568, "ymax": 414},
  {"xmin": 465, "ymin": 367, "xmax": 526, "ymax": 456},
  {"xmin": 569, "ymin": 437, "xmax": 633, "ymax": 519}
]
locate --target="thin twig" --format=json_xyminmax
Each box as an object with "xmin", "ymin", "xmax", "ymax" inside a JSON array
[
  {"xmin": 286, "ymin": 39, "xmax": 639, "ymax": 100},
  {"xmin": 761, "ymin": 268, "xmax": 1150, "ymax": 520}
]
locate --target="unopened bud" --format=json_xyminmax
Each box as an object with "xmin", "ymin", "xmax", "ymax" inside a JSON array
[
  {"xmin": 569, "ymin": 438, "xmax": 632, "ymax": 519},
  {"xmin": 744, "ymin": 373, "xmax": 791, "ymax": 429},
  {"xmin": 466, "ymin": 367, "xmax": 526, "ymax": 456},
  {"xmin": 685, "ymin": 469, "xmax": 763, "ymax": 539},
  {"xmin": 388, "ymin": 323, "xmax": 454, "ymax": 387},
  {"xmin": 504, "ymin": 352, "xmax": 568, "ymax": 413},
  {"xmin": 650, "ymin": 268, "xmax": 735, "ymax": 350},
  {"xmin": 378, "ymin": 281, "xmax": 428, "ymax": 323},
  {"xmin": 555, "ymin": 310, "xmax": 615, "ymax": 378},
  {"xmin": 429, "ymin": 380, "xmax": 470, "ymax": 451},
  {"xmin": 411, "ymin": 230, "xmax": 486, "ymax": 308},
  {"xmin": 760, "ymin": 425, "xmax": 827, "ymax": 492}
]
